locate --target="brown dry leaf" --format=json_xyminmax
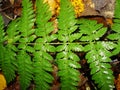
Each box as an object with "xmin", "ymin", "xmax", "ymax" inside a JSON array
[
  {"xmin": 13, "ymin": 0, "xmax": 22, "ymax": 17},
  {"xmin": 115, "ymin": 74, "xmax": 120, "ymax": 90},
  {"xmin": 0, "ymin": 73, "xmax": 7, "ymax": 90}
]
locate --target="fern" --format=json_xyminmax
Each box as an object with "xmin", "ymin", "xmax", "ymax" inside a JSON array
[
  {"xmin": 114, "ymin": 0, "xmax": 120, "ymax": 18},
  {"xmin": 16, "ymin": 0, "xmax": 35, "ymax": 89},
  {"xmin": 17, "ymin": 50, "xmax": 33, "ymax": 90},
  {"xmin": 107, "ymin": 19, "xmax": 120, "ymax": 55},
  {"xmin": 0, "ymin": 15, "xmax": 17, "ymax": 84},
  {"xmin": 33, "ymin": 0, "xmax": 55, "ymax": 89},
  {"xmin": 78, "ymin": 19, "xmax": 115, "ymax": 89},
  {"xmin": 85, "ymin": 42, "xmax": 115, "ymax": 90},
  {"xmin": 1, "ymin": 19, "xmax": 20, "ymax": 84},
  {"xmin": 0, "ymin": 0, "xmax": 119, "ymax": 89},
  {"xmin": 107, "ymin": 0, "xmax": 120, "ymax": 55},
  {"xmin": 56, "ymin": 0, "xmax": 83, "ymax": 90},
  {"xmin": 78, "ymin": 19, "xmax": 107, "ymax": 42},
  {"xmin": 0, "ymin": 15, "xmax": 5, "ymax": 69},
  {"xmin": 0, "ymin": 15, "xmax": 5, "ymax": 44}
]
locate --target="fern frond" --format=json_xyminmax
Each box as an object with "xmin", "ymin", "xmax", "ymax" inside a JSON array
[
  {"xmin": 85, "ymin": 42, "xmax": 115, "ymax": 90},
  {"xmin": 114, "ymin": 0, "xmax": 120, "ymax": 18},
  {"xmin": 18, "ymin": 0, "xmax": 35, "ymax": 47},
  {"xmin": 33, "ymin": 51, "xmax": 54, "ymax": 90},
  {"xmin": 0, "ymin": 15, "xmax": 17, "ymax": 84},
  {"xmin": 107, "ymin": 0, "xmax": 120, "ymax": 40},
  {"xmin": 56, "ymin": 0, "xmax": 81, "ymax": 89},
  {"xmin": 33, "ymin": 0, "xmax": 55, "ymax": 89},
  {"xmin": 107, "ymin": 19, "xmax": 120, "ymax": 40},
  {"xmin": 0, "ymin": 15, "xmax": 5, "ymax": 44},
  {"xmin": 16, "ymin": 0, "xmax": 35, "ymax": 89},
  {"xmin": 78, "ymin": 19, "xmax": 107, "ymax": 41},
  {"xmin": 17, "ymin": 51, "xmax": 33, "ymax": 90},
  {"xmin": 0, "ymin": 15, "xmax": 5, "ymax": 69},
  {"xmin": 107, "ymin": 0, "xmax": 120, "ymax": 55},
  {"xmin": 1, "ymin": 19, "xmax": 20, "ymax": 84},
  {"xmin": 1, "ymin": 47, "xmax": 17, "ymax": 84},
  {"xmin": 6, "ymin": 19, "xmax": 20, "ymax": 52}
]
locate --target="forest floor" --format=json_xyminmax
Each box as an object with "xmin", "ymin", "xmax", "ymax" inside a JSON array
[{"xmin": 0, "ymin": 0, "xmax": 120, "ymax": 90}]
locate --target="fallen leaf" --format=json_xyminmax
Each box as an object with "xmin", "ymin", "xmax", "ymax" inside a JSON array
[
  {"xmin": 115, "ymin": 74, "xmax": 120, "ymax": 90},
  {"xmin": 0, "ymin": 73, "xmax": 7, "ymax": 90}
]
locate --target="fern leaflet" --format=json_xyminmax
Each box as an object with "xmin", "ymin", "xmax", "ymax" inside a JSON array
[
  {"xmin": 0, "ymin": 15, "xmax": 17, "ymax": 84},
  {"xmin": 85, "ymin": 42, "xmax": 115, "ymax": 90},
  {"xmin": 114, "ymin": 0, "xmax": 120, "ymax": 18},
  {"xmin": 16, "ymin": 0, "xmax": 35, "ymax": 89},
  {"xmin": 79, "ymin": 19, "xmax": 115, "ymax": 89},
  {"xmin": 56, "ymin": 0, "xmax": 82, "ymax": 90},
  {"xmin": 0, "ymin": 15, "xmax": 5, "ymax": 69},
  {"xmin": 107, "ymin": 0, "xmax": 120, "ymax": 55},
  {"xmin": 78, "ymin": 19, "xmax": 107, "ymax": 42},
  {"xmin": 33, "ymin": 0, "xmax": 55, "ymax": 89},
  {"xmin": 1, "ymin": 19, "xmax": 20, "ymax": 84}
]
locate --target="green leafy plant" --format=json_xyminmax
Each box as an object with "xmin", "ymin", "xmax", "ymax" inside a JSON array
[
  {"xmin": 107, "ymin": 0, "xmax": 120, "ymax": 56},
  {"xmin": 0, "ymin": 0, "xmax": 120, "ymax": 90},
  {"xmin": 16, "ymin": 0, "xmax": 35, "ymax": 89},
  {"xmin": 0, "ymin": 15, "xmax": 5, "ymax": 68},
  {"xmin": 78, "ymin": 19, "xmax": 115, "ymax": 90},
  {"xmin": 33, "ymin": 0, "xmax": 55, "ymax": 89},
  {"xmin": 56, "ymin": 0, "xmax": 83, "ymax": 90}
]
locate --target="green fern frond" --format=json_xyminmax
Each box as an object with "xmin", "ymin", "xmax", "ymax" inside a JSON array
[
  {"xmin": 1, "ymin": 47, "xmax": 17, "ymax": 84},
  {"xmin": 0, "ymin": 0, "xmax": 118, "ymax": 89},
  {"xmin": 0, "ymin": 15, "xmax": 5, "ymax": 69},
  {"xmin": 114, "ymin": 0, "xmax": 120, "ymax": 18},
  {"xmin": 0, "ymin": 15, "xmax": 5, "ymax": 43},
  {"xmin": 33, "ymin": 52, "xmax": 54, "ymax": 90},
  {"xmin": 1, "ymin": 19, "xmax": 20, "ymax": 84},
  {"xmin": 85, "ymin": 42, "xmax": 114, "ymax": 90},
  {"xmin": 107, "ymin": 0, "xmax": 120, "ymax": 40},
  {"xmin": 0, "ymin": 15, "xmax": 17, "ymax": 84},
  {"xmin": 56, "ymin": 0, "xmax": 82, "ymax": 90},
  {"xmin": 78, "ymin": 19, "xmax": 107, "ymax": 41},
  {"xmin": 18, "ymin": 0, "xmax": 35, "ymax": 50},
  {"xmin": 20, "ymin": 0, "xmax": 35, "ymax": 33},
  {"xmin": 107, "ymin": 0, "xmax": 120, "ymax": 55},
  {"xmin": 0, "ymin": 15, "xmax": 4, "ymax": 38},
  {"xmin": 107, "ymin": 19, "xmax": 120, "ymax": 40},
  {"xmin": 78, "ymin": 7, "xmax": 116, "ymax": 89},
  {"xmin": 33, "ymin": 0, "xmax": 55, "ymax": 89},
  {"xmin": 6, "ymin": 19, "xmax": 20, "ymax": 47},
  {"xmin": 107, "ymin": 19, "xmax": 120, "ymax": 55},
  {"xmin": 17, "ymin": 51, "xmax": 33, "ymax": 90},
  {"xmin": 16, "ymin": 0, "xmax": 35, "ymax": 89}
]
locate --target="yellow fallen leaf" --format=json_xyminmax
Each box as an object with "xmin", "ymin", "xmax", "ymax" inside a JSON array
[
  {"xmin": 44, "ymin": 0, "xmax": 84, "ymax": 17},
  {"xmin": 0, "ymin": 73, "xmax": 7, "ymax": 90},
  {"xmin": 70, "ymin": 0, "xmax": 84, "ymax": 17}
]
